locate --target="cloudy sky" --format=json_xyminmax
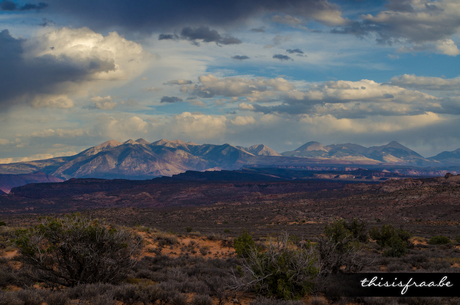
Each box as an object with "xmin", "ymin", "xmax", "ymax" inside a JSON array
[{"xmin": 1, "ymin": 0, "xmax": 460, "ymax": 162}]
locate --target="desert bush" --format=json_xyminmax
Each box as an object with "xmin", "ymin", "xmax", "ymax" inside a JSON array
[
  {"xmin": 186, "ymin": 226, "xmax": 193, "ymax": 232},
  {"xmin": 114, "ymin": 284, "xmax": 180, "ymax": 305},
  {"xmin": 324, "ymin": 218, "xmax": 368, "ymax": 246},
  {"xmin": 369, "ymin": 225, "xmax": 412, "ymax": 257},
  {"xmin": 323, "ymin": 219, "xmax": 350, "ymax": 246},
  {"xmin": 344, "ymin": 218, "xmax": 368, "ymax": 243},
  {"xmin": 428, "ymin": 235, "xmax": 451, "ymax": 245},
  {"xmin": 170, "ymin": 292, "xmax": 188, "ymax": 305},
  {"xmin": 362, "ymin": 297, "xmax": 399, "ymax": 305},
  {"xmin": 0, "ymin": 226, "xmax": 15, "ymax": 250},
  {"xmin": 221, "ymin": 238, "xmax": 233, "ymax": 248},
  {"xmin": 203, "ymin": 276, "xmax": 229, "ymax": 305},
  {"xmin": 156, "ymin": 234, "xmax": 178, "ymax": 247},
  {"xmin": 317, "ymin": 218, "xmax": 366, "ymax": 274},
  {"xmin": 236, "ymin": 232, "xmax": 317, "ymax": 300},
  {"xmin": 44, "ymin": 291, "xmax": 71, "ymax": 305},
  {"xmin": 249, "ymin": 296, "xmax": 305, "ymax": 305},
  {"xmin": 66, "ymin": 283, "xmax": 116, "ymax": 300},
  {"xmin": 113, "ymin": 284, "xmax": 147, "ymax": 305},
  {"xmin": 386, "ymin": 261, "xmax": 410, "ymax": 272},
  {"xmin": 403, "ymin": 254, "xmax": 429, "ymax": 268},
  {"xmin": 84, "ymin": 294, "xmax": 116, "ymax": 305},
  {"xmin": 14, "ymin": 214, "xmax": 143, "ymax": 287},
  {"xmin": 423, "ymin": 259, "xmax": 451, "ymax": 271},
  {"xmin": 15, "ymin": 289, "xmax": 44, "ymax": 305},
  {"xmin": 383, "ymin": 235, "xmax": 409, "ymax": 257},
  {"xmin": 0, "ymin": 221, "xmax": 6, "ymax": 226},
  {"xmin": 455, "ymin": 235, "xmax": 460, "ymax": 243},
  {"xmin": 316, "ymin": 236, "xmax": 365, "ymax": 274},
  {"xmin": 181, "ymin": 279, "xmax": 210, "ymax": 294},
  {"xmin": 191, "ymin": 294, "xmax": 213, "ymax": 305},
  {"xmin": 397, "ymin": 297, "xmax": 445, "ymax": 305},
  {"xmin": 0, "ymin": 265, "xmax": 21, "ymax": 288},
  {"xmin": 206, "ymin": 233, "xmax": 222, "ymax": 241},
  {"xmin": 233, "ymin": 229, "xmax": 256, "ymax": 258},
  {"xmin": 0, "ymin": 292, "xmax": 22, "ymax": 305},
  {"xmin": 288, "ymin": 234, "xmax": 301, "ymax": 245},
  {"xmin": 200, "ymin": 246, "xmax": 209, "ymax": 256}
]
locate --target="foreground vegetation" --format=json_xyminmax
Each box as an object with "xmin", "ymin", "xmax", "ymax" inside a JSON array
[{"xmin": 0, "ymin": 214, "xmax": 459, "ymax": 304}]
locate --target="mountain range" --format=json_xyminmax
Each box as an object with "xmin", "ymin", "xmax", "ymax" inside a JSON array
[
  {"xmin": 0, "ymin": 139, "xmax": 459, "ymax": 181},
  {"xmin": 282, "ymin": 141, "xmax": 430, "ymax": 165}
]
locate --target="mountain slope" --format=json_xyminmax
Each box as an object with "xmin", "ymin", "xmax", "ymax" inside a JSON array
[
  {"xmin": 366, "ymin": 141, "xmax": 426, "ymax": 164},
  {"xmin": 237, "ymin": 144, "xmax": 281, "ymax": 156},
  {"xmin": 428, "ymin": 148, "xmax": 460, "ymax": 165},
  {"xmin": 0, "ymin": 139, "xmax": 258, "ymax": 179},
  {"xmin": 282, "ymin": 141, "xmax": 330, "ymax": 158},
  {"xmin": 282, "ymin": 141, "xmax": 431, "ymax": 165}
]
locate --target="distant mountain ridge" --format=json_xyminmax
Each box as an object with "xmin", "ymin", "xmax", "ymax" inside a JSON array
[
  {"xmin": 0, "ymin": 139, "xmax": 458, "ymax": 180},
  {"xmin": 0, "ymin": 139, "xmax": 257, "ymax": 179},
  {"xmin": 428, "ymin": 149, "xmax": 460, "ymax": 165},
  {"xmin": 282, "ymin": 140, "xmax": 432, "ymax": 166},
  {"xmin": 0, "ymin": 172, "xmax": 64, "ymax": 193}
]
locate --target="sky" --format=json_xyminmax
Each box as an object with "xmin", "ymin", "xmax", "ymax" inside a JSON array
[{"xmin": 1, "ymin": 0, "xmax": 460, "ymax": 163}]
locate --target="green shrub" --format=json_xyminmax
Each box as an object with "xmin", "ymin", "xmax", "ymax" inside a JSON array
[
  {"xmin": 186, "ymin": 226, "xmax": 193, "ymax": 233},
  {"xmin": 455, "ymin": 236, "xmax": 460, "ymax": 243},
  {"xmin": 237, "ymin": 233, "xmax": 317, "ymax": 300},
  {"xmin": 14, "ymin": 214, "xmax": 143, "ymax": 287},
  {"xmin": 428, "ymin": 235, "xmax": 451, "ymax": 245},
  {"xmin": 369, "ymin": 224, "xmax": 411, "ymax": 257},
  {"xmin": 324, "ymin": 219, "xmax": 350, "ymax": 246},
  {"xmin": 317, "ymin": 219, "xmax": 366, "ymax": 274},
  {"xmin": 324, "ymin": 218, "xmax": 368, "ymax": 247},
  {"xmin": 344, "ymin": 218, "xmax": 368, "ymax": 243},
  {"xmin": 233, "ymin": 230, "xmax": 256, "ymax": 258},
  {"xmin": 288, "ymin": 234, "xmax": 300, "ymax": 245},
  {"xmin": 383, "ymin": 235, "xmax": 409, "ymax": 257},
  {"xmin": 0, "ymin": 222, "xmax": 6, "ymax": 227}
]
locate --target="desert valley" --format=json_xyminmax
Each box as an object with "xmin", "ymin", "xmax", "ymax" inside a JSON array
[{"xmin": 0, "ymin": 139, "xmax": 460, "ymax": 304}]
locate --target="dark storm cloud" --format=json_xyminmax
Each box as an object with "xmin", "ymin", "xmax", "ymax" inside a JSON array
[
  {"xmin": 0, "ymin": 0, "xmax": 47, "ymax": 11},
  {"xmin": 180, "ymin": 26, "xmax": 241, "ymax": 45},
  {"xmin": 39, "ymin": 18, "xmax": 54, "ymax": 27},
  {"xmin": 232, "ymin": 55, "xmax": 250, "ymax": 60},
  {"xmin": 160, "ymin": 96, "xmax": 183, "ymax": 103},
  {"xmin": 384, "ymin": 0, "xmax": 414, "ymax": 12},
  {"xmin": 331, "ymin": 0, "xmax": 460, "ymax": 45},
  {"xmin": 250, "ymin": 27, "xmax": 265, "ymax": 33},
  {"xmin": 331, "ymin": 20, "xmax": 400, "ymax": 45},
  {"xmin": 286, "ymin": 48, "xmax": 303, "ymax": 54},
  {"xmin": 249, "ymin": 99, "xmax": 439, "ymax": 119},
  {"xmin": 43, "ymin": 0, "xmax": 343, "ymax": 33},
  {"xmin": 273, "ymin": 54, "xmax": 292, "ymax": 61},
  {"xmin": 159, "ymin": 26, "xmax": 241, "ymax": 46},
  {"xmin": 331, "ymin": 20, "xmax": 376, "ymax": 38},
  {"xmin": 0, "ymin": 29, "xmax": 115, "ymax": 110},
  {"xmin": 158, "ymin": 33, "xmax": 178, "ymax": 40},
  {"xmin": 286, "ymin": 49, "xmax": 306, "ymax": 58}
]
